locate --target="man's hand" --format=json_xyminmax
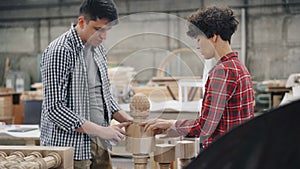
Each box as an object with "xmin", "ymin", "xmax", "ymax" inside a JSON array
[
  {"xmin": 76, "ymin": 121, "xmax": 131, "ymax": 144},
  {"xmin": 98, "ymin": 122, "xmax": 131, "ymax": 143},
  {"xmin": 113, "ymin": 110, "xmax": 133, "ymax": 123},
  {"xmin": 140, "ymin": 118, "xmax": 176, "ymax": 134}
]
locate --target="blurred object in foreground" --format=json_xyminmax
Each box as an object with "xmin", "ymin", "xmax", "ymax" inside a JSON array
[
  {"xmin": 280, "ymin": 73, "xmax": 300, "ymax": 106},
  {"xmin": 186, "ymin": 99, "xmax": 300, "ymax": 169}
]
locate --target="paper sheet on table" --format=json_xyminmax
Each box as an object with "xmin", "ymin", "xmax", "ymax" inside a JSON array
[{"xmin": 0, "ymin": 125, "xmax": 40, "ymax": 138}]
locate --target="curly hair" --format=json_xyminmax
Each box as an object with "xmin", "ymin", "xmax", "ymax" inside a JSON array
[
  {"xmin": 79, "ymin": 0, "xmax": 118, "ymax": 25},
  {"xmin": 186, "ymin": 6, "xmax": 239, "ymax": 44}
]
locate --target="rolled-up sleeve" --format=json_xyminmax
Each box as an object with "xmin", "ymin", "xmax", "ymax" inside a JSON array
[{"xmin": 175, "ymin": 67, "xmax": 235, "ymax": 139}]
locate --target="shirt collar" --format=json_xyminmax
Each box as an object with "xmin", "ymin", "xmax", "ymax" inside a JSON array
[
  {"xmin": 209, "ymin": 52, "xmax": 238, "ymax": 74},
  {"xmin": 70, "ymin": 24, "xmax": 84, "ymax": 49},
  {"xmin": 219, "ymin": 52, "xmax": 238, "ymax": 62}
]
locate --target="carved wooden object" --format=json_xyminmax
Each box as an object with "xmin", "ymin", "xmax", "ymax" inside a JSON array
[
  {"xmin": 176, "ymin": 140, "xmax": 196, "ymax": 168},
  {"xmin": 0, "ymin": 146, "xmax": 73, "ymax": 169},
  {"xmin": 126, "ymin": 93, "xmax": 154, "ymax": 169},
  {"xmin": 154, "ymin": 144, "xmax": 175, "ymax": 169}
]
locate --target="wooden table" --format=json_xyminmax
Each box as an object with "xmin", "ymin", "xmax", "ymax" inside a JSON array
[
  {"xmin": 266, "ymin": 86, "xmax": 291, "ymax": 108},
  {"xmin": 0, "ymin": 124, "xmax": 40, "ymax": 145}
]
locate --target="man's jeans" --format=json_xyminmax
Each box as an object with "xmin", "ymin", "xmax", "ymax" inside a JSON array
[{"xmin": 74, "ymin": 139, "xmax": 112, "ymax": 169}]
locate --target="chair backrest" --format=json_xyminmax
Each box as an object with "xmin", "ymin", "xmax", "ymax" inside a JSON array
[{"xmin": 156, "ymin": 48, "xmax": 196, "ymax": 77}]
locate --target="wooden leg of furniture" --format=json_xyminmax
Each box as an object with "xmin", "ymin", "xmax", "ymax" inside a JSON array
[{"xmin": 154, "ymin": 144, "xmax": 175, "ymax": 169}]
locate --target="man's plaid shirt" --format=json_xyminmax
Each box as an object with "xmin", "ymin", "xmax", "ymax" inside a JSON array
[
  {"xmin": 40, "ymin": 26, "xmax": 120, "ymax": 160},
  {"xmin": 175, "ymin": 52, "xmax": 255, "ymax": 148}
]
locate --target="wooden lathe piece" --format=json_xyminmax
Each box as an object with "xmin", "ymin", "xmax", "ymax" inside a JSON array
[
  {"xmin": 0, "ymin": 151, "xmax": 8, "ymax": 162},
  {"xmin": 154, "ymin": 144, "xmax": 175, "ymax": 169},
  {"xmin": 129, "ymin": 93, "xmax": 150, "ymax": 121},
  {"xmin": 126, "ymin": 93, "xmax": 154, "ymax": 169},
  {"xmin": 24, "ymin": 152, "xmax": 43, "ymax": 162},
  {"xmin": 7, "ymin": 152, "xmax": 43, "ymax": 169},
  {"xmin": 126, "ymin": 123, "xmax": 154, "ymax": 154},
  {"xmin": 132, "ymin": 155, "xmax": 148, "ymax": 169},
  {"xmin": 0, "ymin": 151, "xmax": 7, "ymax": 168},
  {"xmin": 46, "ymin": 152, "xmax": 62, "ymax": 168},
  {"xmin": 9, "ymin": 152, "xmax": 61, "ymax": 169},
  {"xmin": 6, "ymin": 151, "xmax": 25, "ymax": 161},
  {"xmin": 176, "ymin": 140, "xmax": 196, "ymax": 168},
  {"xmin": 0, "ymin": 146, "xmax": 73, "ymax": 169},
  {"xmin": 8, "ymin": 161, "xmax": 39, "ymax": 169},
  {"xmin": 0, "ymin": 151, "xmax": 25, "ymax": 168}
]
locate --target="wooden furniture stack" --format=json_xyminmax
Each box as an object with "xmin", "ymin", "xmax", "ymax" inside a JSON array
[
  {"xmin": 125, "ymin": 93, "xmax": 199, "ymax": 169},
  {"xmin": 154, "ymin": 144, "xmax": 176, "ymax": 169},
  {"xmin": 0, "ymin": 88, "xmax": 15, "ymax": 124},
  {"xmin": 176, "ymin": 140, "xmax": 196, "ymax": 168},
  {"xmin": 153, "ymin": 136, "xmax": 197, "ymax": 169}
]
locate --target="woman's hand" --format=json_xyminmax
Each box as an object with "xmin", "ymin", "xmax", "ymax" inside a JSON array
[{"xmin": 140, "ymin": 118, "xmax": 176, "ymax": 134}]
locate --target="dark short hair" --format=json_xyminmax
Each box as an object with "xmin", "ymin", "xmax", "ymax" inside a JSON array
[
  {"xmin": 79, "ymin": 0, "xmax": 118, "ymax": 25},
  {"xmin": 186, "ymin": 6, "xmax": 239, "ymax": 44}
]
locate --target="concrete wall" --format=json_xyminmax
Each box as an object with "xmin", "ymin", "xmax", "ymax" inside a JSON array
[{"xmin": 0, "ymin": 0, "xmax": 300, "ymax": 88}]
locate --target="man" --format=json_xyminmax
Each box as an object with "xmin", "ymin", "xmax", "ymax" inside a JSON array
[
  {"xmin": 142, "ymin": 6, "xmax": 255, "ymax": 150},
  {"xmin": 40, "ymin": 0, "xmax": 132, "ymax": 168}
]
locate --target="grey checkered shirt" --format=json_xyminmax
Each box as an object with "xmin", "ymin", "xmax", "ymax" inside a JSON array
[{"xmin": 40, "ymin": 25, "xmax": 120, "ymax": 160}]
